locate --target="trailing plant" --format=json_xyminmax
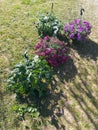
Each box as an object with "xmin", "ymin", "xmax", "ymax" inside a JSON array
[
  {"xmin": 12, "ymin": 104, "xmax": 40, "ymax": 120},
  {"xmin": 36, "ymin": 12, "xmax": 63, "ymax": 38},
  {"xmin": 34, "ymin": 36, "xmax": 70, "ymax": 67},
  {"xmin": 64, "ymin": 19, "xmax": 92, "ymax": 42},
  {"xmin": 8, "ymin": 53, "xmax": 53, "ymax": 98}
]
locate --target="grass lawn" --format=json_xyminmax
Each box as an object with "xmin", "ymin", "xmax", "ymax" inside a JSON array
[{"xmin": 0, "ymin": 0, "xmax": 98, "ymax": 130}]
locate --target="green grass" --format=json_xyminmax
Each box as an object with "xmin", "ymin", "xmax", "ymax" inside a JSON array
[{"xmin": 0, "ymin": 0, "xmax": 98, "ymax": 130}]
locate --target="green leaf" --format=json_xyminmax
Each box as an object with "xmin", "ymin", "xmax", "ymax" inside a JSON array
[
  {"xmin": 27, "ymin": 107, "xmax": 32, "ymax": 112},
  {"xmin": 32, "ymin": 111, "xmax": 40, "ymax": 118}
]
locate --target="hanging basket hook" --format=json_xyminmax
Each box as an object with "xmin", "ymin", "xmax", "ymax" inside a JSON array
[{"xmin": 80, "ymin": 8, "xmax": 85, "ymax": 16}]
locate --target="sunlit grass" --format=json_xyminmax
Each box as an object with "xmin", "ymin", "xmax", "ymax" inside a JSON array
[{"xmin": 0, "ymin": 0, "xmax": 98, "ymax": 130}]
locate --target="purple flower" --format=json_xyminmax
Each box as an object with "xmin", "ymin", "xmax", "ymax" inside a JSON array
[
  {"xmin": 70, "ymin": 33, "xmax": 74, "ymax": 39},
  {"xmin": 83, "ymin": 21, "xmax": 92, "ymax": 29},
  {"xmin": 64, "ymin": 25, "xmax": 69, "ymax": 32},
  {"xmin": 77, "ymin": 33, "xmax": 81, "ymax": 40},
  {"xmin": 74, "ymin": 19, "xmax": 81, "ymax": 24},
  {"xmin": 83, "ymin": 21, "xmax": 89, "ymax": 26},
  {"xmin": 70, "ymin": 25, "xmax": 74, "ymax": 32},
  {"xmin": 64, "ymin": 19, "xmax": 92, "ymax": 42},
  {"xmin": 78, "ymin": 25, "xmax": 83, "ymax": 31}
]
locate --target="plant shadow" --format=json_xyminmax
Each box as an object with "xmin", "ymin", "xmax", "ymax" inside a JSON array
[
  {"xmin": 53, "ymin": 58, "xmax": 77, "ymax": 83},
  {"xmin": 37, "ymin": 90, "xmax": 67, "ymax": 130},
  {"xmin": 72, "ymin": 38, "xmax": 98, "ymax": 60},
  {"xmin": 31, "ymin": 58, "xmax": 78, "ymax": 130},
  {"xmin": 68, "ymin": 75, "xmax": 98, "ymax": 130}
]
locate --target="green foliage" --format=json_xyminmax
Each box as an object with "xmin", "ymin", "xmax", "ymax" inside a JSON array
[
  {"xmin": 21, "ymin": 0, "xmax": 31, "ymax": 5},
  {"xmin": 36, "ymin": 12, "xmax": 64, "ymax": 38},
  {"xmin": 12, "ymin": 104, "xmax": 40, "ymax": 120},
  {"xmin": 21, "ymin": 0, "xmax": 46, "ymax": 5},
  {"xmin": 8, "ymin": 54, "xmax": 53, "ymax": 98}
]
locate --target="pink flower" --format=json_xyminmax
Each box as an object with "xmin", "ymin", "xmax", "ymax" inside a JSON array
[
  {"xmin": 41, "ymin": 52, "xmax": 46, "ymax": 56},
  {"xmin": 34, "ymin": 37, "xmax": 69, "ymax": 67},
  {"xmin": 44, "ymin": 36, "xmax": 50, "ymax": 41},
  {"xmin": 34, "ymin": 43, "xmax": 41, "ymax": 49}
]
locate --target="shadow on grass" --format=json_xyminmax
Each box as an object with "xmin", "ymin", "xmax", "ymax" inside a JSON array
[
  {"xmin": 72, "ymin": 38, "xmax": 98, "ymax": 60},
  {"xmin": 37, "ymin": 90, "xmax": 67, "ymax": 130},
  {"xmin": 24, "ymin": 85, "xmax": 67, "ymax": 130},
  {"xmin": 30, "ymin": 58, "xmax": 78, "ymax": 130},
  {"xmin": 35, "ymin": 46, "xmax": 98, "ymax": 130},
  {"xmin": 68, "ymin": 39, "xmax": 98, "ymax": 130},
  {"xmin": 53, "ymin": 58, "xmax": 77, "ymax": 83},
  {"xmin": 68, "ymin": 78, "xmax": 98, "ymax": 130}
]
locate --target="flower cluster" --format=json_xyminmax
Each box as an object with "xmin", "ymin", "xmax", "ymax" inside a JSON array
[
  {"xmin": 64, "ymin": 19, "xmax": 92, "ymax": 41},
  {"xmin": 34, "ymin": 36, "xmax": 69, "ymax": 66}
]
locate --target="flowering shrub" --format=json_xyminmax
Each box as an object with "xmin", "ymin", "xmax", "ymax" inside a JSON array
[
  {"xmin": 64, "ymin": 19, "xmax": 92, "ymax": 41},
  {"xmin": 34, "ymin": 36, "xmax": 70, "ymax": 66},
  {"xmin": 36, "ymin": 13, "xmax": 63, "ymax": 38}
]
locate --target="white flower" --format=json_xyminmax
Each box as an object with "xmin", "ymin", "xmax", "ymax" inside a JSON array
[
  {"xmin": 44, "ymin": 16, "xmax": 48, "ymax": 21},
  {"xmin": 33, "ymin": 55, "xmax": 39, "ymax": 62}
]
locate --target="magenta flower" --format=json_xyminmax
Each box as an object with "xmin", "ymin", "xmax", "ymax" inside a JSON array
[
  {"xmin": 34, "ymin": 37, "xmax": 70, "ymax": 67},
  {"xmin": 44, "ymin": 36, "xmax": 50, "ymax": 41}
]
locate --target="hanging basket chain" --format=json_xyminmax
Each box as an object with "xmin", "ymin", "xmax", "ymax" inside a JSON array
[
  {"xmin": 80, "ymin": 8, "xmax": 85, "ymax": 16},
  {"xmin": 51, "ymin": 3, "xmax": 54, "ymax": 13}
]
